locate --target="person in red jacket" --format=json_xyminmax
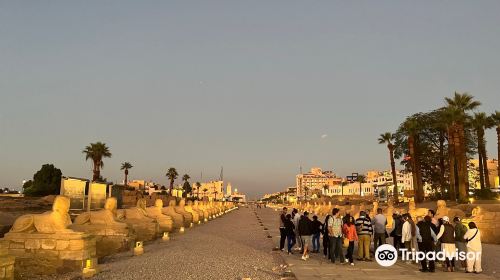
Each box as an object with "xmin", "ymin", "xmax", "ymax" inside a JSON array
[{"xmin": 343, "ymin": 215, "xmax": 358, "ymax": 266}]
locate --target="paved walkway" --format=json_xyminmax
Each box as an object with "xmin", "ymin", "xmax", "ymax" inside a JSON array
[{"xmin": 256, "ymin": 207, "xmax": 499, "ymax": 280}]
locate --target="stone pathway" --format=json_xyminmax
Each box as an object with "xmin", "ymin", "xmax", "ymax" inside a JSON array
[{"xmin": 257, "ymin": 207, "xmax": 499, "ymax": 280}]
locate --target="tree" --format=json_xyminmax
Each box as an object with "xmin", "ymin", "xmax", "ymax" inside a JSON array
[
  {"xmin": 120, "ymin": 162, "xmax": 133, "ymax": 187},
  {"xmin": 491, "ymin": 111, "xmax": 500, "ymax": 181},
  {"xmin": 471, "ymin": 113, "xmax": 494, "ymax": 189},
  {"xmin": 83, "ymin": 142, "xmax": 112, "ymax": 182},
  {"xmin": 445, "ymin": 92, "xmax": 480, "ymax": 202},
  {"xmin": 203, "ymin": 188, "xmax": 208, "ymax": 198},
  {"xmin": 195, "ymin": 182, "xmax": 202, "ymax": 199},
  {"xmin": 182, "ymin": 174, "xmax": 192, "ymax": 197},
  {"xmin": 378, "ymin": 132, "xmax": 399, "ymax": 204},
  {"xmin": 23, "ymin": 164, "xmax": 62, "ymax": 196},
  {"xmin": 165, "ymin": 167, "xmax": 178, "ymax": 195}
]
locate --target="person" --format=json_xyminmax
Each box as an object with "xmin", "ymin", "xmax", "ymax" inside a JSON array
[
  {"xmin": 436, "ymin": 216, "xmax": 456, "ymax": 272},
  {"xmin": 298, "ymin": 211, "xmax": 313, "ymax": 260},
  {"xmin": 355, "ymin": 211, "xmax": 373, "ymax": 261},
  {"xmin": 343, "ymin": 215, "xmax": 358, "ymax": 266},
  {"xmin": 453, "ymin": 217, "xmax": 467, "ymax": 271},
  {"xmin": 323, "ymin": 212, "xmax": 332, "ymax": 259},
  {"xmin": 279, "ymin": 207, "xmax": 287, "ymax": 251},
  {"xmin": 428, "ymin": 209, "xmax": 439, "ymax": 233},
  {"xmin": 292, "ymin": 208, "xmax": 302, "ymax": 251},
  {"xmin": 417, "ymin": 215, "xmax": 437, "ymax": 273},
  {"xmin": 284, "ymin": 214, "xmax": 296, "ymax": 254},
  {"xmin": 416, "ymin": 216, "xmax": 423, "ymax": 250},
  {"xmin": 402, "ymin": 214, "xmax": 418, "ymax": 253},
  {"xmin": 463, "ymin": 222, "xmax": 482, "ymax": 274},
  {"xmin": 327, "ymin": 208, "xmax": 345, "ymax": 264},
  {"xmin": 372, "ymin": 208, "xmax": 387, "ymax": 250},
  {"xmin": 390, "ymin": 212, "xmax": 403, "ymax": 253},
  {"xmin": 311, "ymin": 215, "xmax": 323, "ymax": 253}
]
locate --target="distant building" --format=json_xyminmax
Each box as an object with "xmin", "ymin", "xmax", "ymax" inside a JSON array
[
  {"xmin": 193, "ymin": 180, "xmax": 224, "ymax": 201},
  {"xmin": 296, "ymin": 167, "xmax": 342, "ymax": 198},
  {"xmin": 469, "ymin": 159, "xmax": 499, "ymax": 188},
  {"xmin": 365, "ymin": 170, "xmax": 414, "ymax": 195}
]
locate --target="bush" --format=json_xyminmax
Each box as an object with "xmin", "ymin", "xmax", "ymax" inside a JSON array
[
  {"xmin": 473, "ymin": 189, "xmax": 499, "ymax": 200},
  {"xmin": 23, "ymin": 164, "xmax": 62, "ymax": 197}
]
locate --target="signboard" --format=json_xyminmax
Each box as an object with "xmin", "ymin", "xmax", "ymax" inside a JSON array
[
  {"xmin": 88, "ymin": 182, "xmax": 107, "ymax": 210},
  {"xmin": 60, "ymin": 178, "xmax": 88, "ymax": 210}
]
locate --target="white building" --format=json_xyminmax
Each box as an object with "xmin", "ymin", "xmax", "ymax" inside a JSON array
[{"xmin": 296, "ymin": 167, "xmax": 342, "ymax": 199}]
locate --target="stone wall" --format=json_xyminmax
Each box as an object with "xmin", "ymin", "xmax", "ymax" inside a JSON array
[
  {"xmin": 1, "ymin": 232, "xmax": 97, "ymax": 276},
  {"xmin": 0, "ymin": 241, "xmax": 14, "ymax": 280}
]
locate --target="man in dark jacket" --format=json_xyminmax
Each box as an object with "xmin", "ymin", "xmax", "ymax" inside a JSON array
[
  {"xmin": 298, "ymin": 211, "xmax": 313, "ymax": 260},
  {"xmin": 417, "ymin": 216, "xmax": 437, "ymax": 272},
  {"xmin": 279, "ymin": 207, "xmax": 287, "ymax": 251},
  {"xmin": 323, "ymin": 214, "xmax": 331, "ymax": 259}
]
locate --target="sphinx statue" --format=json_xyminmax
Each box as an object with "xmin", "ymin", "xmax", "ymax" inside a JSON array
[
  {"xmin": 435, "ymin": 200, "xmax": 465, "ymax": 220},
  {"xmin": 184, "ymin": 200, "xmax": 200, "ymax": 224},
  {"xmin": 72, "ymin": 197, "xmax": 134, "ymax": 258},
  {"xmin": 146, "ymin": 199, "xmax": 174, "ymax": 233},
  {"xmin": 194, "ymin": 200, "xmax": 209, "ymax": 221},
  {"xmin": 175, "ymin": 199, "xmax": 193, "ymax": 226},
  {"xmin": 408, "ymin": 200, "xmax": 428, "ymax": 219},
  {"xmin": 10, "ymin": 195, "xmax": 74, "ymax": 233},
  {"xmin": 370, "ymin": 201, "xmax": 379, "ymax": 218},
  {"xmin": 162, "ymin": 200, "xmax": 185, "ymax": 230},
  {"xmin": 120, "ymin": 198, "xmax": 159, "ymax": 241}
]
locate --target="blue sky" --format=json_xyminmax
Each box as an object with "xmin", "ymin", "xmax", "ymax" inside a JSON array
[{"xmin": 1, "ymin": 1, "xmax": 499, "ymax": 198}]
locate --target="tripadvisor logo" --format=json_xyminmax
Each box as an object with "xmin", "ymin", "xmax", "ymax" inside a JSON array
[{"xmin": 375, "ymin": 244, "xmax": 482, "ymax": 267}]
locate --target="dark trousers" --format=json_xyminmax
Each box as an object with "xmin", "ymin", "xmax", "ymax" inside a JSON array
[
  {"xmin": 287, "ymin": 234, "xmax": 296, "ymax": 252},
  {"xmin": 419, "ymin": 241, "xmax": 435, "ymax": 272},
  {"xmin": 323, "ymin": 234, "xmax": 330, "ymax": 257},
  {"xmin": 312, "ymin": 233, "xmax": 320, "ymax": 252},
  {"xmin": 329, "ymin": 236, "xmax": 344, "ymax": 263},
  {"xmin": 279, "ymin": 228, "xmax": 286, "ymax": 250},
  {"xmin": 393, "ymin": 235, "xmax": 403, "ymax": 255},
  {"xmin": 345, "ymin": 241, "xmax": 355, "ymax": 263},
  {"xmin": 374, "ymin": 232, "xmax": 386, "ymax": 250}
]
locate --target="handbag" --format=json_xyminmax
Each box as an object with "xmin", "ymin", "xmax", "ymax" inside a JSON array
[{"xmin": 343, "ymin": 237, "xmax": 349, "ymax": 248}]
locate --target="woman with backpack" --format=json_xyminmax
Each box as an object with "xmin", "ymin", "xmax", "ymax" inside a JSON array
[{"xmin": 463, "ymin": 222, "xmax": 482, "ymax": 274}]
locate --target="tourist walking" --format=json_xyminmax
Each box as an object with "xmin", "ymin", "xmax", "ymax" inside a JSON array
[
  {"xmin": 284, "ymin": 214, "xmax": 296, "ymax": 254},
  {"xmin": 417, "ymin": 216, "xmax": 437, "ymax": 273},
  {"xmin": 463, "ymin": 222, "xmax": 482, "ymax": 274},
  {"xmin": 298, "ymin": 211, "xmax": 313, "ymax": 261},
  {"xmin": 311, "ymin": 215, "xmax": 323, "ymax": 253},
  {"xmin": 279, "ymin": 207, "xmax": 287, "ymax": 251},
  {"xmin": 436, "ymin": 216, "xmax": 456, "ymax": 272},
  {"xmin": 390, "ymin": 212, "xmax": 403, "ymax": 253},
  {"xmin": 372, "ymin": 208, "xmax": 387, "ymax": 250},
  {"xmin": 343, "ymin": 215, "xmax": 358, "ymax": 266},
  {"xmin": 292, "ymin": 208, "xmax": 302, "ymax": 251},
  {"xmin": 323, "ymin": 213, "xmax": 332, "ymax": 259},
  {"xmin": 355, "ymin": 211, "xmax": 373, "ymax": 261},
  {"xmin": 327, "ymin": 208, "xmax": 345, "ymax": 264},
  {"xmin": 402, "ymin": 214, "xmax": 418, "ymax": 253}
]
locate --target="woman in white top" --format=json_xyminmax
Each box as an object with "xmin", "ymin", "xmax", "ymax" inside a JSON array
[
  {"xmin": 436, "ymin": 216, "xmax": 456, "ymax": 272},
  {"xmin": 463, "ymin": 222, "xmax": 482, "ymax": 274}
]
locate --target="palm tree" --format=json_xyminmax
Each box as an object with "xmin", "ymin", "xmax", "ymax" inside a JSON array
[
  {"xmin": 378, "ymin": 132, "xmax": 399, "ymax": 204},
  {"xmin": 195, "ymin": 182, "xmax": 202, "ymax": 199},
  {"xmin": 166, "ymin": 167, "xmax": 178, "ymax": 195},
  {"xmin": 445, "ymin": 92, "xmax": 481, "ymax": 202},
  {"xmin": 471, "ymin": 113, "xmax": 494, "ymax": 189},
  {"xmin": 213, "ymin": 190, "xmax": 219, "ymax": 201},
  {"xmin": 182, "ymin": 174, "xmax": 191, "ymax": 197},
  {"xmin": 120, "ymin": 162, "xmax": 133, "ymax": 186},
  {"xmin": 304, "ymin": 186, "xmax": 309, "ymax": 200},
  {"xmin": 182, "ymin": 174, "xmax": 190, "ymax": 182},
  {"xmin": 492, "ymin": 111, "xmax": 500, "ymax": 182},
  {"xmin": 402, "ymin": 118, "xmax": 424, "ymax": 203},
  {"xmin": 323, "ymin": 184, "xmax": 329, "ymax": 196},
  {"xmin": 82, "ymin": 142, "xmax": 112, "ymax": 181},
  {"xmin": 203, "ymin": 188, "xmax": 208, "ymax": 199}
]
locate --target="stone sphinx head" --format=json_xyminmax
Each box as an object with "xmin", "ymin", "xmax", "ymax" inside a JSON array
[
  {"xmin": 409, "ymin": 201, "xmax": 416, "ymax": 210},
  {"xmin": 194, "ymin": 201, "xmax": 199, "ymax": 206},
  {"xmin": 169, "ymin": 200, "xmax": 176, "ymax": 207},
  {"xmin": 187, "ymin": 200, "xmax": 193, "ymax": 206},
  {"xmin": 437, "ymin": 200, "xmax": 446, "ymax": 208},
  {"xmin": 154, "ymin": 199, "xmax": 163, "ymax": 208},
  {"xmin": 105, "ymin": 197, "xmax": 118, "ymax": 214},
  {"xmin": 53, "ymin": 195, "xmax": 71, "ymax": 214},
  {"xmin": 136, "ymin": 198, "xmax": 147, "ymax": 210},
  {"xmin": 179, "ymin": 199, "xmax": 186, "ymax": 207}
]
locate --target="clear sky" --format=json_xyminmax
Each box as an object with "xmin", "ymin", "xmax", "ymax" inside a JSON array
[{"xmin": 1, "ymin": 1, "xmax": 499, "ymax": 199}]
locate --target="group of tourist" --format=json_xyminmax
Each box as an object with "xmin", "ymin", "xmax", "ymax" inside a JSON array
[{"xmin": 278, "ymin": 206, "xmax": 483, "ymax": 273}]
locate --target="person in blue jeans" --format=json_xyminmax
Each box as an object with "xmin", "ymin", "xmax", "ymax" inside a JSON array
[
  {"xmin": 284, "ymin": 214, "xmax": 296, "ymax": 254},
  {"xmin": 311, "ymin": 215, "xmax": 323, "ymax": 253}
]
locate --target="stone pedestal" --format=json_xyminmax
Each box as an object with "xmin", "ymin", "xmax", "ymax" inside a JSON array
[
  {"xmin": 2, "ymin": 232, "xmax": 97, "ymax": 276},
  {"xmin": 0, "ymin": 241, "xmax": 15, "ymax": 280},
  {"xmin": 70, "ymin": 224, "xmax": 134, "ymax": 259}
]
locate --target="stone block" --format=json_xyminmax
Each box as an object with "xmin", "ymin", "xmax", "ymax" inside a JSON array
[
  {"xmin": 24, "ymin": 239, "xmax": 40, "ymax": 250},
  {"xmin": 8, "ymin": 241, "xmax": 24, "ymax": 249},
  {"xmin": 41, "ymin": 239, "xmax": 57, "ymax": 250},
  {"xmin": 69, "ymin": 239, "xmax": 85, "ymax": 251},
  {"xmin": 56, "ymin": 240, "xmax": 69, "ymax": 250}
]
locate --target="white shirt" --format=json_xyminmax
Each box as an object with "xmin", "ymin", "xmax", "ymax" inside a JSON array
[
  {"xmin": 402, "ymin": 221, "xmax": 412, "ymax": 242},
  {"xmin": 463, "ymin": 228, "xmax": 482, "ymax": 252}
]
